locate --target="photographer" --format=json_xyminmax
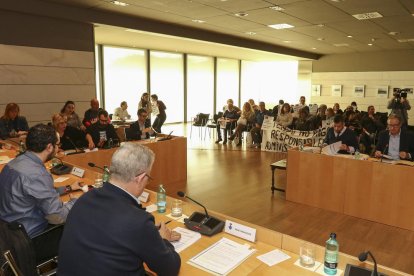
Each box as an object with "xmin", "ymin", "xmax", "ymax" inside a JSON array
[{"xmin": 387, "ymin": 89, "xmax": 411, "ymax": 127}]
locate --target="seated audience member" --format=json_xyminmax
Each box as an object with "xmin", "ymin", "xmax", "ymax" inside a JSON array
[
  {"xmin": 248, "ymin": 99, "xmax": 259, "ymax": 111},
  {"xmin": 60, "ymin": 101, "xmax": 85, "ymax": 131},
  {"xmin": 323, "ymin": 115, "xmax": 359, "ymax": 154},
  {"xmin": 0, "ymin": 124, "xmax": 81, "ymax": 261},
  {"xmin": 126, "ymin": 108, "xmax": 154, "ymax": 141},
  {"xmin": 0, "ymin": 103, "xmax": 29, "ymax": 139},
  {"xmin": 113, "ymin": 101, "xmax": 131, "ymax": 120},
  {"xmin": 325, "ymin": 108, "xmax": 335, "ymax": 126},
  {"xmin": 58, "ymin": 143, "xmax": 181, "ymax": 275},
  {"xmin": 251, "ymin": 101, "xmax": 270, "ymax": 146},
  {"xmin": 275, "ymin": 103, "xmax": 293, "ymax": 127},
  {"xmin": 344, "ymin": 110, "xmax": 362, "ymax": 136},
  {"xmin": 83, "ymin": 98, "xmax": 102, "ymax": 128},
  {"xmin": 294, "ymin": 107, "xmax": 315, "ymax": 131},
  {"xmin": 86, "ymin": 110, "xmax": 119, "ymax": 149},
  {"xmin": 315, "ymin": 104, "xmax": 327, "ymax": 127},
  {"xmin": 151, "ymin": 94, "xmax": 167, "ymax": 134},
  {"xmin": 272, "ymin": 99, "xmax": 284, "ymax": 118},
  {"xmin": 360, "ymin": 106, "xmax": 385, "ymax": 153},
  {"xmin": 292, "ymin": 96, "xmax": 306, "ymax": 118},
  {"xmin": 52, "ymin": 114, "xmax": 87, "ymax": 151},
  {"xmin": 216, "ymin": 99, "xmax": 240, "ymax": 144},
  {"xmin": 229, "ymin": 102, "xmax": 255, "ymax": 146},
  {"xmin": 333, "ymin": 103, "xmax": 343, "ymax": 115},
  {"xmin": 374, "ymin": 114, "xmax": 414, "ymax": 160},
  {"xmin": 351, "ymin": 101, "xmax": 359, "ymax": 113}
]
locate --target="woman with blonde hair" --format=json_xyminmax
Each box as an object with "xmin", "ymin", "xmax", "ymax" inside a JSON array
[
  {"xmin": 52, "ymin": 113, "xmax": 87, "ymax": 151},
  {"xmin": 229, "ymin": 102, "xmax": 255, "ymax": 146},
  {"xmin": 0, "ymin": 103, "xmax": 29, "ymax": 139},
  {"xmin": 275, "ymin": 103, "xmax": 293, "ymax": 127}
]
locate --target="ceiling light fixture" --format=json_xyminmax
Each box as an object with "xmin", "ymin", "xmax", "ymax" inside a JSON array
[
  {"xmin": 333, "ymin": 43, "xmax": 349, "ymax": 47},
  {"xmin": 110, "ymin": 0, "xmax": 128, "ymax": 6},
  {"xmin": 388, "ymin": 31, "xmax": 399, "ymax": 36},
  {"xmin": 317, "ymin": 37, "xmax": 325, "ymax": 41},
  {"xmin": 347, "ymin": 35, "xmax": 353, "ymax": 38},
  {"xmin": 268, "ymin": 23, "xmax": 294, "ymax": 30},
  {"xmin": 283, "ymin": 40, "xmax": 292, "ymax": 43},
  {"xmin": 352, "ymin": 12, "xmax": 383, "ymax": 20},
  {"xmin": 317, "ymin": 24, "xmax": 325, "ymax": 27},
  {"xmin": 269, "ymin": 6, "xmax": 284, "ymax": 11},
  {"xmin": 368, "ymin": 43, "xmax": 373, "ymax": 46},
  {"xmin": 235, "ymin": 12, "xmax": 248, "ymax": 17},
  {"xmin": 312, "ymin": 47, "xmax": 317, "ymax": 50},
  {"xmin": 245, "ymin": 31, "xmax": 256, "ymax": 35},
  {"xmin": 192, "ymin": 19, "xmax": 205, "ymax": 23}
]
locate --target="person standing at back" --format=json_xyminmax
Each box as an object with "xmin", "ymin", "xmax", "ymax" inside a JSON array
[
  {"xmin": 151, "ymin": 94, "xmax": 167, "ymax": 133},
  {"xmin": 58, "ymin": 143, "xmax": 181, "ymax": 276}
]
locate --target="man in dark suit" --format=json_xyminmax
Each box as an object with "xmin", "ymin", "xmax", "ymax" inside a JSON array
[
  {"xmin": 374, "ymin": 114, "xmax": 414, "ymax": 160},
  {"xmin": 126, "ymin": 108, "xmax": 153, "ymax": 141},
  {"xmin": 323, "ymin": 114, "xmax": 359, "ymax": 154},
  {"xmin": 58, "ymin": 143, "xmax": 181, "ymax": 275}
]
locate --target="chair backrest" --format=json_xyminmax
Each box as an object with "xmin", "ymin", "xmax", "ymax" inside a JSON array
[
  {"xmin": 0, "ymin": 219, "xmax": 37, "ymax": 276},
  {"xmin": 194, "ymin": 113, "xmax": 210, "ymax": 126}
]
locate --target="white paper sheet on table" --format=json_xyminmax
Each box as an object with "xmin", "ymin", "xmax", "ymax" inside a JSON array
[
  {"xmin": 256, "ymin": 249, "xmax": 291, "ymax": 266},
  {"xmin": 170, "ymin": 227, "xmax": 201, "ymax": 253},
  {"xmin": 0, "ymin": 156, "xmax": 12, "ymax": 164},
  {"xmin": 54, "ymin": 177, "xmax": 69, "ymax": 183},
  {"xmin": 145, "ymin": 204, "xmax": 157, "ymax": 213},
  {"xmin": 321, "ymin": 141, "xmax": 341, "ymax": 155},
  {"xmin": 188, "ymin": 237, "xmax": 256, "ymax": 275}
]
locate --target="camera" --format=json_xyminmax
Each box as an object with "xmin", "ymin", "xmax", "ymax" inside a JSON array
[{"xmin": 393, "ymin": 88, "xmax": 407, "ymax": 99}]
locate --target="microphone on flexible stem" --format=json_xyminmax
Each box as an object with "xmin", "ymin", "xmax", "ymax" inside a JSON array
[
  {"xmin": 380, "ymin": 144, "xmax": 389, "ymax": 163},
  {"xmin": 358, "ymin": 251, "xmax": 378, "ymax": 276},
  {"xmin": 88, "ymin": 162, "xmax": 105, "ymax": 172},
  {"xmin": 177, "ymin": 191, "xmax": 209, "ymax": 218},
  {"xmin": 50, "ymin": 157, "xmax": 73, "ymax": 175},
  {"xmin": 65, "ymin": 136, "xmax": 85, "ymax": 155}
]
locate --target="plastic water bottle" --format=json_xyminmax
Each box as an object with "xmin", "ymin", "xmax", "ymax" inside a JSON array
[
  {"xmin": 102, "ymin": 165, "xmax": 110, "ymax": 182},
  {"xmin": 354, "ymin": 150, "xmax": 361, "ymax": 160},
  {"xmin": 157, "ymin": 184, "xmax": 167, "ymax": 213},
  {"xmin": 324, "ymin": 233, "xmax": 339, "ymax": 275}
]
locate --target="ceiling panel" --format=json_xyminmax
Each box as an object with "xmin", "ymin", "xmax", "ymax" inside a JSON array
[
  {"xmin": 328, "ymin": 0, "xmax": 408, "ymax": 16},
  {"xmin": 246, "ymin": 8, "xmax": 311, "ymax": 27},
  {"xmin": 327, "ymin": 19, "xmax": 386, "ymax": 36},
  {"xmin": 201, "ymin": 14, "xmax": 265, "ymax": 32},
  {"xmin": 192, "ymin": 0, "xmax": 272, "ymax": 13},
  {"xmin": 373, "ymin": 16, "xmax": 414, "ymax": 35},
  {"xmin": 43, "ymin": 0, "xmax": 103, "ymax": 8}
]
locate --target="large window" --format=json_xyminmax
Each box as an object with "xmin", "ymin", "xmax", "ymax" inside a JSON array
[
  {"xmin": 216, "ymin": 58, "xmax": 239, "ymax": 112},
  {"xmin": 102, "ymin": 46, "xmax": 147, "ymax": 119},
  {"xmin": 186, "ymin": 55, "xmax": 214, "ymax": 120},
  {"xmin": 241, "ymin": 60, "xmax": 298, "ymax": 108},
  {"xmin": 150, "ymin": 51, "xmax": 184, "ymax": 123}
]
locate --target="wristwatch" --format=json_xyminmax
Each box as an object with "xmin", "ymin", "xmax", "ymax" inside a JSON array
[{"xmin": 65, "ymin": 185, "xmax": 72, "ymax": 193}]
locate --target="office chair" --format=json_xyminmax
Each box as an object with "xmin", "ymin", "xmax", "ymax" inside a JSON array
[{"xmin": 190, "ymin": 113, "xmax": 210, "ymax": 140}]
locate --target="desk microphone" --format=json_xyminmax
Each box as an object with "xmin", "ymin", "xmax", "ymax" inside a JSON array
[
  {"xmin": 177, "ymin": 191, "xmax": 224, "ymax": 236},
  {"xmin": 65, "ymin": 136, "xmax": 85, "ymax": 155},
  {"xmin": 358, "ymin": 251, "xmax": 378, "ymax": 276},
  {"xmin": 380, "ymin": 144, "xmax": 389, "ymax": 162},
  {"xmin": 177, "ymin": 191, "xmax": 209, "ymax": 218},
  {"xmin": 50, "ymin": 157, "xmax": 72, "ymax": 175},
  {"xmin": 88, "ymin": 162, "xmax": 106, "ymax": 172}
]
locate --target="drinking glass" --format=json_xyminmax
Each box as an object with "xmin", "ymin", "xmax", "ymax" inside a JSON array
[
  {"xmin": 300, "ymin": 242, "xmax": 315, "ymax": 267},
  {"xmin": 171, "ymin": 199, "xmax": 183, "ymax": 217},
  {"xmin": 94, "ymin": 174, "xmax": 103, "ymax": 188}
]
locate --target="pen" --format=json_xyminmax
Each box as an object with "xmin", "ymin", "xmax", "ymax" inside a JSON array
[{"xmin": 158, "ymin": 220, "xmax": 172, "ymax": 229}]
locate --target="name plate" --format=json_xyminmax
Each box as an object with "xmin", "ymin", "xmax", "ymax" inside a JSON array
[
  {"xmin": 71, "ymin": 167, "xmax": 85, "ymax": 178},
  {"xmin": 138, "ymin": 191, "xmax": 149, "ymax": 203},
  {"xmin": 224, "ymin": 220, "xmax": 256, "ymax": 242}
]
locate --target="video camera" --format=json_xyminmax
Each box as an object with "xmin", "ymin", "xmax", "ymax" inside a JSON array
[{"xmin": 393, "ymin": 88, "xmax": 408, "ymax": 99}]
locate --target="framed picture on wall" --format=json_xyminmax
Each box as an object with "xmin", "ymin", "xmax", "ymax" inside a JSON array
[
  {"xmin": 377, "ymin": 86, "xmax": 389, "ymax": 98},
  {"xmin": 311, "ymin": 84, "xmax": 321, "ymax": 96},
  {"xmin": 402, "ymin": 86, "xmax": 414, "ymax": 99},
  {"xmin": 331, "ymin": 85, "xmax": 342, "ymax": 97},
  {"xmin": 353, "ymin": 85, "xmax": 365, "ymax": 98}
]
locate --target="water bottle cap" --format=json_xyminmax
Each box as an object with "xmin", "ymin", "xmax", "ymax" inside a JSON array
[{"xmin": 330, "ymin": 233, "xmax": 336, "ymax": 239}]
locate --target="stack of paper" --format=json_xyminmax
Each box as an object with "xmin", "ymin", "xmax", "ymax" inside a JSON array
[
  {"xmin": 321, "ymin": 141, "xmax": 341, "ymax": 155},
  {"xmin": 170, "ymin": 227, "xmax": 201, "ymax": 253},
  {"xmin": 188, "ymin": 237, "xmax": 256, "ymax": 275}
]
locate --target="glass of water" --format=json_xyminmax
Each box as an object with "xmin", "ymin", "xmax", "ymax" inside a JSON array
[
  {"xmin": 94, "ymin": 173, "xmax": 103, "ymax": 188},
  {"xmin": 300, "ymin": 242, "xmax": 315, "ymax": 267},
  {"xmin": 171, "ymin": 199, "xmax": 183, "ymax": 217}
]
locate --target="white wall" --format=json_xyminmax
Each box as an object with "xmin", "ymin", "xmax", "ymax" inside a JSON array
[
  {"xmin": 310, "ymin": 71, "xmax": 414, "ymax": 125},
  {"xmin": 0, "ymin": 44, "xmax": 95, "ymax": 126}
]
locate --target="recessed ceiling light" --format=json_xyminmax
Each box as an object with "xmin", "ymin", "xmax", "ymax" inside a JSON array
[
  {"xmin": 268, "ymin": 23, "xmax": 294, "ymax": 30},
  {"xmin": 317, "ymin": 24, "xmax": 325, "ymax": 27},
  {"xmin": 347, "ymin": 35, "xmax": 353, "ymax": 38},
  {"xmin": 317, "ymin": 37, "xmax": 325, "ymax": 41},
  {"xmin": 235, "ymin": 12, "xmax": 248, "ymax": 17},
  {"xmin": 283, "ymin": 40, "xmax": 292, "ymax": 43},
  {"xmin": 333, "ymin": 43, "xmax": 349, "ymax": 47},
  {"xmin": 245, "ymin": 31, "xmax": 256, "ymax": 35},
  {"xmin": 192, "ymin": 19, "xmax": 205, "ymax": 23},
  {"xmin": 398, "ymin": 38, "xmax": 414, "ymax": 42},
  {"xmin": 312, "ymin": 47, "xmax": 317, "ymax": 50},
  {"xmin": 269, "ymin": 6, "xmax": 284, "ymax": 11},
  {"xmin": 352, "ymin": 12, "xmax": 383, "ymax": 20},
  {"xmin": 125, "ymin": 29, "xmax": 142, "ymax": 33},
  {"xmin": 368, "ymin": 43, "xmax": 373, "ymax": 46},
  {"xmin": 110, "ymin": 0, "xmax": 128, "ymax": 6},
  {"xmin": 388, "ymin": 31, "xmax": 399, "ymax": 36}
]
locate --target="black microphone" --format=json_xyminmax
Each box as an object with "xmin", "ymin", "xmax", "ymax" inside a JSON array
[
  {"xmin": 50, "ymin": 157, "xmax": 72, "ymax": 175},
  {"xmin": 88, "ymin": 162, "xmax": 105, "ymax": 172},
  {"xmin": 177, "ymin": 191, "xmax": 209, "ymax": 218},
  {"xmin": 65, "ymin": 136, "xmax": 85, "ymax": 155},
  {"xmin": 380, "ymin": 144, "xmax": 389, "ymax": 162},
  {"xmin": 358, "ymin": 251, "xmax": 378, "ymax": 276}
]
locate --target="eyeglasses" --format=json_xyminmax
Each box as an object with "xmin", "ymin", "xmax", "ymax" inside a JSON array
[
  {"xmin": 100, "ymin": 119, "xmax": 109, "ymax": 124},
  {"xmin": 388, "ymin": 124, "xmax": 400, "ymax": 128},
  {"xmin": 139, "ymin": 114, "xmax": 148, "ymax": 118},
  {"xmin": 136, "ymin": 172, "xmax": 153, "ymax": 181}
]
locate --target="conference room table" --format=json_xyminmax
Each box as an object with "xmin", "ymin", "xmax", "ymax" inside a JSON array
[
  {"xmin": 0, "ymin": 145, "xmax": 409, "ymax": 275},
  {"xmin": 286, "ymin": 147, "xmax": 414, "ymax": 232}
]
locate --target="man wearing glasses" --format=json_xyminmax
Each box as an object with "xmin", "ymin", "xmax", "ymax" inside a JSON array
[
  {"xmin": 0, "ymin": 124, "xmax": 81, "ymax": 262},
  {"xmin": 375, "ymin": 114, "xmax": 414, "ymax": 160},
  {"xmin": 58, "ymin": 143, "xmax": 181, "ymax": 275},
  {"xmin": 126, "ymin": 108, "xmax": 154, "ymax": 141},
  {"xmin": 86, "ymin": 110, "xmax": 119, "ymax": 149}
]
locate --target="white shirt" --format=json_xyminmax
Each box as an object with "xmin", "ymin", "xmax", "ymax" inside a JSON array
[{"xmin": 113, "ymin": 107, "xmax": 131, "ymax": 120}]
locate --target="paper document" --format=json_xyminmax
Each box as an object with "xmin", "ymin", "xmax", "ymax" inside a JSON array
[
  {"xmin": 0, "ymin": 156, "xmax": 12, "ymax": 164},
  {"xmin": 145, "ymin": 204, "xmax": 157, "ymax": 213},
  {"xmin": 321, "ymin": 141, "xmax": 341, "ymax": 155},
  {"xmin": 257, "ymin": 249, "xmax": 290, "ymax": 266},
  {"xmin": 188, "ymin": 237, "xmax": 256, "ymax": 275},
  {"xmin": 170, "ymin": 227, "xmax": 201, "ymax": 253},
  {"xmin": 54, "ymin": 177, "xmax": 69, "ymax": 183}
]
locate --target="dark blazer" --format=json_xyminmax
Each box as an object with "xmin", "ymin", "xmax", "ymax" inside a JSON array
[
  {"xmin": 126, "ymin": 120, "xmax": 151, "ymax": 141},
  {"xmin": 0, "ymin": 116, "xmax": 29, "ymax": 139},
  {"xmin": 60, "ymin": 126, "xmax": 88, "ymax": 150},
  {"xmin": 323, "ymin": 127, "xmax": 359, "ymax": 154},
  {"xmin": 375, "ymin": 129, "xmax": 414, "ymax": 160},
  {"xmin": 58, "ymin": 183, "xmax": 181, "ymax": 276}
]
